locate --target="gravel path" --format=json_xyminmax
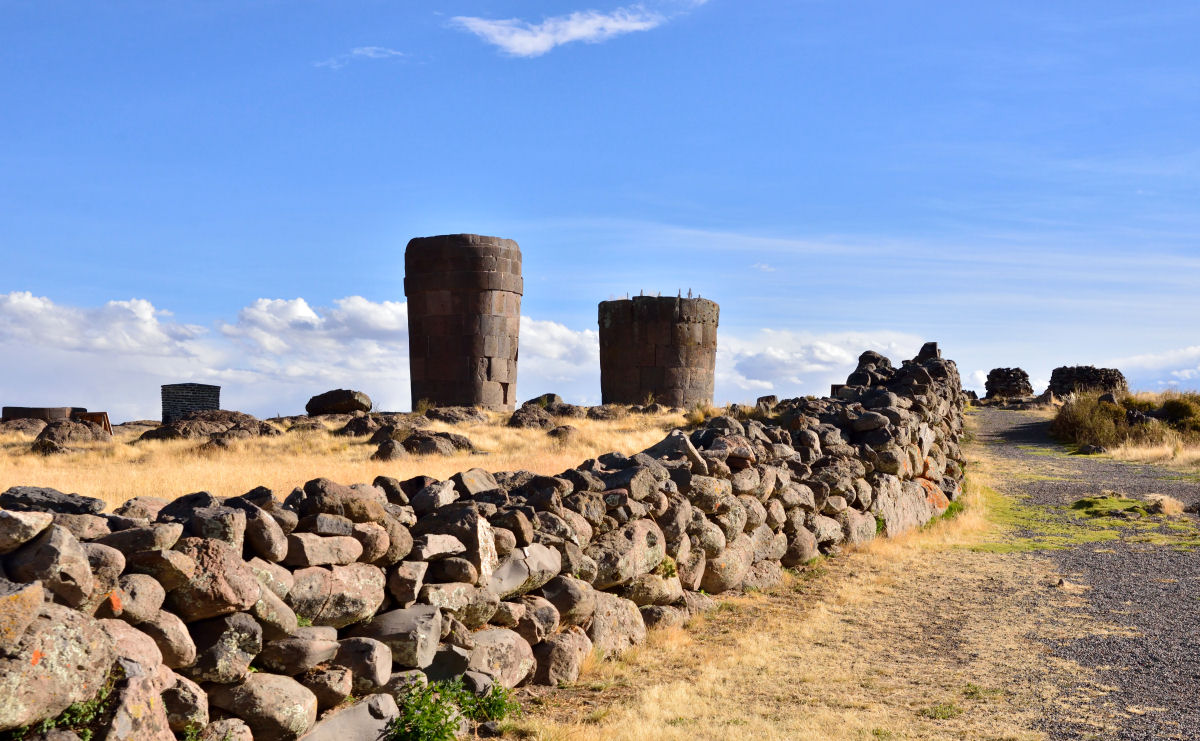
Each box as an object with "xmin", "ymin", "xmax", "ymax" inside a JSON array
[{"xmin": 972, "ymin": 408, "xmax": 1200, "ymax": 741}]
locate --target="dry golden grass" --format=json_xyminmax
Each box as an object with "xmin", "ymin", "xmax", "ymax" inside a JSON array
[
  {"xmin": 0, "ymin": 412, "xmax": 684, "ymax": 510},
  {"xmin": 509, "ymin": 431, "xmax": 1121, "ymax": 740},
  {"xmin": 1145, "ymin": 493, "xmax": 1185, "ymax": 517},
  {"xmin": 1108, "ymin": 440, "xmax": 1200, "ymax": 471}
]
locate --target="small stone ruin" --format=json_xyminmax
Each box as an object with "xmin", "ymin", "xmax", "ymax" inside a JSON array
[
  {"xmin": 162, "ymin": 384, "xmax": 221, "ymax": 425},
  {"xmin": 1048, "ymin": 366, "xmax": 1128, "ymax": 397},
  {"xmin": 985, "ymin": 368, "xmax": 1034, "ymax": 399}
]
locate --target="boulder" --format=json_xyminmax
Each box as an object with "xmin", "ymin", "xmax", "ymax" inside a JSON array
[
  {"xmin": 206, "ymin": 673, "xmax": 318, "ymax": 741},
  {"xmin": 138, "ymin": 609, "xmax": 197, "ymax": 669},
  {"xmin": 0, "ymin": 486, "xmax": 105, "ymax": 515},
  {"xmin": 258, "ymin": 637, "xmax": 339, "ymax": 676},
  {"xmin": 104, "ymin": 663, "xmax": 176, "ymax": 741},
  {"xmin": 487, "ymin": 544, "xmax": 561, "ymax": 598},
  {"xmin": 185, "ymin": 612, "xmax": 262, "ymax": 684},
  {"xmin": 332, "ymin": 637, "xmax": 392, "ymax": 694},
  {"xmin": 587, "ymin": 592, "xmax": 646, "ymax": 656},
  {"xmin": 284, "ymin": 533, "xmax": 363, "ymax": 567},
  {"xmin": 0, "ymin": 510, "xmax": 53, "ymax": 554},
  {"xmin": 6, "ymin": 524, "xmax": 94, "ymax": 607},
  {"xmin": 96, "ymin": 523, "xmax": 184, "ymax": 555},
  {"xmin": 0, "ymin": 579, "xmax": 44, "ymax": 654},
  {"xmin": 532, "ymin": 626, "xmax": 592, "ymax": 686},
  {"xmin": 0, "ymin": 603, "xmax": 117, "ymax": 732},
  {"xmin": 162, "ymin": 673, "xmax": 209, "ymax": 733},
  {"xmin": 536, "ymin": 575, "xmax": 595, "ymax": 628},
  {"xmin": 699, "ymin": 533, "xmax": 754, "ymax": 594},
  {"xmin": 168, "ymin": 538, "xmax": 262, "ymax": 622},
  {"xmin": 199, "ymin": 719, "xmax": 254, "ymax": 741},
  {"xmin": 306, "ymin": 389, "xmax": 373, "ymax": 416},
  {"xmin": 468, "ymin": 628, "xmax": 535, "ymax": 688},
  {"xmin": 585, "ymin": 519, "xmax": 666, "ymax": 590},
  {"xmin": 297, "ymin": 692, "xmax": 398, "ymax": 740},
  {"xmin": 349, "ymin": 606, "xmax": 442, "ymax": 669}
]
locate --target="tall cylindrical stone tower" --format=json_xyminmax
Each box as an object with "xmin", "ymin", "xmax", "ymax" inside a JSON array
[
  {"xmin": 161, "ymin": 383, "xmax": 221, "ymax": 424},
  {"xmin": 405, "ymin": 234, "xmax": 523, "ymax": 411},
  {"xmin": 598, "ymin": 296, "xmax": 719, "ymax": 408}
]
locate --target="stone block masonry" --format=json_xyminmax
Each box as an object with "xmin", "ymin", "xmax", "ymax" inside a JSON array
[
  {"xmin": 405, "ymin": 234, "xmax": 523, "ymax": 412},
  {"xmin": 161, "ymin": 383, "xmax": 221, "ymax": 424},
  {"xmin": 598, "ymin": 295, "xmax": 719, "ymax": 408},
  {"xmin": 1049, "ymin": 366, "xmax": 1128, "ymax": 397}
]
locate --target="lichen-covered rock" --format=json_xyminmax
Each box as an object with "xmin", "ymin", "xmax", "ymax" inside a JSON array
[
  {"xmin": 536, "ymin": 575, "xmax": 595, "ymax": 628},
  {"xmin": 0, "ymin": 579, "xmax": 43, "ymax": 654},
  {"xmin": 487, "ymin": 544, "xmax": 561, "ymax": 598},
  {"xmin": 206, "ymin": 672, "xmax": 318, "ymax": 741},
  {"xmin": 468, "ymin": 628, "xmax": 535, "ymax": 688},
  {"xmin": 532, "ymin": 626, "xmax": 592, "ymax": 686},
  {"xmin": 0, "ymin": 603, "xmax": 117, "ymax": 732},
  {"xmin": 699, "ymin": 533, "xmax": 754, "ymax": 594},
  {"xmin": 139, "ymin": 609, "xmax": 197, "ymax": 668},
  {"xmin": 587, "ymin": 592, "xmax": 646, "ymax": 656},
  {"xmin": 162, "ymin": 673, "xmax": 209, "ymax": 733},
  {"xmin": 6, "ymin": 524, "xmax": 94, "ymax": 607},
  {"xmin": 185, "ymin": 612, "xmax": 262, "ymax": 684},
  {"xmin": 168, "ymin": 538, "xmax": 261, "ymax": 622},
  {"xmin": 585, "ymin": 519, "xmax": 666, "ymax": 590},
  {"xmin": 296, "ymin": 692, "xmax": 398, "ymax": 740},
  {"xmin": 0, "ymin": 509, "xmax": 53, "ymax": 554},
  {"xmin": 348, "ymin": 606, "xmax": 442, "ymax": 669}
]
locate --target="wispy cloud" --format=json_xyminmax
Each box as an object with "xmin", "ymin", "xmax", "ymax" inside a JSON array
[
  {"xmin": 751, "ymin": 262, "xmax": 776, "ymax": 272},
  {"xmin": 451, "ymin": 2, "xmax": 703, "ymax": 58},
  {"xmin": 315, "ymin": 46, "xmax": 405, "ymax": 70}
]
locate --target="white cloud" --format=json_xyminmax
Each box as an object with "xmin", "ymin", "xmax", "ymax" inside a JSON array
[
  {"xmin": 717, "ymin": 330, "xmax": 927, "ymax": 402},
  {"xmin": 316, "ymin": 46, "xmax": 405, "ymax": 70},
  {"xmin": 751, "ymin": 262, "xmax": 776, "ymax": 272},
  {"xmin": 451, "ymin": 5, "xmax": 669, "ymax": 57},
  {"xmin": 969, "ymin": 369, "xmax": 987, "ymax": 391},
  {"xmin": 1111, "ymin": 344, "xmax": 1200, "ymax": 390}
]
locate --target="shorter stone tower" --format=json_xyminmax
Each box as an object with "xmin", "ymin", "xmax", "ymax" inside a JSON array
[
  {"xmin": 598, "ymin": 295, "xmax": 719, "ymax": 408},
  {"xmin": 405, "ymin": 234, "xmax": 523, "ymax": 411},
  {"xmin": 161, "ymin": 383, "xmax": 220, "ymax": 424}
]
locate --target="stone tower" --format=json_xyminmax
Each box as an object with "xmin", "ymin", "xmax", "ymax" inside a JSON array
[
  {"xmin": 404, "ymin": 234, "xmax": 523, "ymax": 411},
  {"xmin": 598, "ymin": 295, "xmax": 719, "ymax": 408},
  {"xmin": 161, "ymin": 383, "xmax": 221, "ymax": 424}
]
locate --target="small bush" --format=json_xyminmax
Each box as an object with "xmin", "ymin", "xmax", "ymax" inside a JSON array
[
  {"xmin": 384, "ymin": 679, "xmax": 521, "ymax": 741},
  {"xmin": 1051, "ymin": 392, "xmax": 1181, "ymax": 448},
  {"xmin": 917, "ymin": 702, "xmax": 963, "ymax": 720}
]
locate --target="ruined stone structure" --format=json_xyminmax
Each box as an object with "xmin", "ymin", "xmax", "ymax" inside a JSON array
[
  {"xmin": 405, "ymin": 234, "xmax": 522, "ymax": 411},
  {"xmin": 1, "ymin": 407, "xmax": 86, "ymax": 423},
  {"xmin": 598, "ymin": 296, "xmax": 718, "ymax": 408},
  {"xmin": 161, "ymin": 383, "xmax": 221, "ymax": 424},
  {"xmin": 985, "ymin": 368, "xmax": 1034, "ymax": 399},
  {"xmin": 0, "ymin": 344, "xmax": 964, "ymax": 738},
  {"xmin": 1049, "ymin": 366, "xmax": 1128, "ymax": 397}
]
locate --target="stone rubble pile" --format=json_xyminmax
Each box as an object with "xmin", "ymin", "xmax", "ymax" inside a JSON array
[
  {"xmin": 984, "ymin": 367, "xmax": 1035, "ymax": 399},
  {"xmin": 1048, "ymin": 366, "xmax": 1128, "ymax": 397},
  {"xmin": 0, "ymin": 343, "xmax": 965, "ymax": 740}
]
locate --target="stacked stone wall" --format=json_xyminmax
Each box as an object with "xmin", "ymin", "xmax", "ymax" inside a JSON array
[
  {"xmin": 1048, "ymin": 366, "xmax": 1127, "ymax": 396},
  {"xmin": 985, "ymin": 368, "xmax": 1034, "ymax": 399},
  {"xmin": 405, "ymin": 234, "xmax": 522, "ymax": 412},
  {"xmin": 0, "ymin": 342, "xmax": 965, "ymax": 739},
  {"xmin": 161, "ymin": 384, "xmax": 221, "ymax": 424},
  {"xmin": 598, "ymin": 296, "xmax": 718, "ymax": 408}
]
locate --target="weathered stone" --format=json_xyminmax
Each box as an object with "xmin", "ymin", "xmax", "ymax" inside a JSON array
[
  {"xmin": 252, "ymin": 583, "xmax": 299, "ymax": 640},
  {"xmin": 138, "ymin": 609, "xmax": 197, "ymax": 669},
  {"xmin": 468, "ymin": 628, "xmax": 535, "ymax": 688},
  {"xmin": 258, "ymin": 637, "xmax": 339, "ymax": 675},
  {"xmin": 113, "ymin": 496, "xmax": 169, "ymax": 521},
  {"xmin": 206, "ymin": 672, "xmax": 318, "ymax": 741},
  {"xmin": 297, "ymin": 692, "xmax": 398, "ymax": 741},
  {"xmin": 247, "ymin": 557, "xmax": 295, "ymax": 600},
  {"xmin": 199, "ymin": 718, "xmax": 254, "ymax": 741},
  {"xmin": 6, "ymin": 524, "xmax": 93, "ymax": 607},
  {"xmin": 298, "ymin": 665, "xmax": 354, "ymax": 711},
  {"xmin": 331, "ymin": 637, "xmax": 392, "ymax": 693},
  {"xmin": 536, "ymin": 575, "xmax": 595, "ymax": 627},
  {"xmin": 349, "ymin": 606, "xmax": 442, "ymax": 669},
  {"xmin": 104, "ymin": 663, "xmax": 176, "ymax": 741},
  {"xmin": 114, "ymin": 573, "xmax": 166, "ymax": 624},
  {"xmin": 169, "ymin": 538, "xmax": 261, "ymax": 622},
  {"xmin": 351, "ymin": 522, "xmax": 390, "ymax": 563},
  {"xmin": 306, "ymin": 389, "xmax": 373, "ymax": 416},
  {"xmin": 284, "ymin": 533, "xmax": 363, "ymax": 567},
  {"xmin": 781, "ymin": 527, "xmax": 819, "ymax": 567},
  {"xmin": 741, "ymin": 560, "xmax": 784, "ymax": 591},
  {"xmin": 532, "ymin": 626, "xmax": 592, "ymax": 686},
  {"xmin": 125, "ymin": 549, "xmax": 196, "ymax": 591},
  {"xmin": 0, "ymin": 486, "xmax": 105, "ymax": 515},
  {"xmin": 410, "ymin": 533, "xmax": 466, "ymax": 561},
  {"xmin": 0, "ymin": 579, "xmax": 43, "ymax": 654},
  {"xmin": 188, "ymin": 506, "xmax": 246, "ymax": 551},
  {"xmin": 699, "ymin": 533, "xmax": 753, "ymax": 594},
  {"xmin": 587, "ymin": 592, "xmax": 645, "ymax": 656},
  {"xmin": 0, "ymin": 603, "xmax": 117, "ymax": 732},
  {"xmin": 96, "ymin": 522, "xmax": 184, "ymax": 555},
  {"xmin": 639, "ymin": 604, "xmax": 688, "ymax": 629},
  {"xmin": 515, "ymin": 595, "xmax": 560, "ymax": 646},
  {"xmin": 387, "ymin": 560, "xmax": 428, "ymax": 607},
  {"xmin": 162, "ymin": 673, "xmax": 209, "ymax": 733},
  {"xmin": 487, "ymin": 544, "xmax": 561, "ymax": 598},
  {"xmin": 0, "ymin": 510, "xmax": 53, "ymax": 554},
  {"xmin": 585, "ymin": 519, "xmax": 666, "ymax": 590},
  {"xmin": 622, "ymin": 572, "xmax": 684, "ymax": 606},
  {"xmin": 185, "ymin": 612, "xmax": 262, "ymax": 684}
]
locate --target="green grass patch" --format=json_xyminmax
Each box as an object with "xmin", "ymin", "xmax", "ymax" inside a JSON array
[
  {"xmin": 917, "ymin": 703, "xmax": 964, "ymax": 720},
  {"xmin": 1, "ymin": 665, "xmax": 125, "ymax": 741}
]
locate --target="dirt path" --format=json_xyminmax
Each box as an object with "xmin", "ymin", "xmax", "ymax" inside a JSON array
[
  {"xmin": 512, "ymin": 409, "xmax": 1199, "ymax": 740},
  {"xmin": 971, "ymin": 407, "xmax": 1200, "ymax": 741}
]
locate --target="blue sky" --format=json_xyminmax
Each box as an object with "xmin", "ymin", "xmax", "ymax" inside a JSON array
[{"xmin": 2, "ymin": 1, "xmax": 1199, "ymax": 420}]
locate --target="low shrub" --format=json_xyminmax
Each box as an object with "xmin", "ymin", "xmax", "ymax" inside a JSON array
[
  {"xmin": 1050, "ymin": 391, "xmax": 1190, "ymax": 448},
  {"xmin": 385, "ymin": 678, "xmax": 521, "ymax": 741}
]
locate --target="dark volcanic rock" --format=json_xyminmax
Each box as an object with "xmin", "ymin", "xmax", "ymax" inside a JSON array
[{"xmin": 306, "ymin": 390, "xmax": 373, "ymax": 416}]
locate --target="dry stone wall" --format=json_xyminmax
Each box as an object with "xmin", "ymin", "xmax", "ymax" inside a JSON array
[
  {"xmin": 0, "ymin": 342, "xmax": 965, "ymax": 740},
  {"xmin": 984, "ymin": 368, "xmax": 1034, "ymax": 399},
  {"xmin": 1048, "ymin": 366, "xmax": 1128, "ymax": 397}
]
